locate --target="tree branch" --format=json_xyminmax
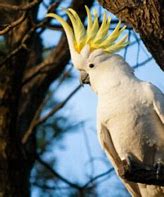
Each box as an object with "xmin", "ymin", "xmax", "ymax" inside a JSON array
[
  {"xmin": 0, "ymin": 0, "xmax": 41, "ymax": 11},
  {"xmin": 119, "ymin": 155, "xmax": 164, "ymax": 186},
  {"xmin": 0, "ymin": 44, "xmax": 26, "ymax": 68},
  {"xmin": 36, "ymin": 154, "xmax": 114, "ymax": 190},
  {"xmin": 0, "ymin": 14, "xmax": 51, "ymax": 68},
  {"xmin": 82, "ymin": 168, "xmax": 114, "ymax": 188},
  {"xmin": 36, "ymin": 154, "xmax": 82, "ymax": 189},
  {"xmin": 38, "ymin": 84, "xmax": 82, "ymax": 125},
  {"xmin": 133, "ymin": 57, "xmax": 153, "ymax": 69},
  {"xmin": 22, "ymin": 84, "xmax": 82, "ymax": 144},
  {"xmin": 0, "ymin": 12, "xmax": 26, "ymax": 35},
  {"xmin": 32, "ymin": 182, "xmax": 71, "ymax": 190}
]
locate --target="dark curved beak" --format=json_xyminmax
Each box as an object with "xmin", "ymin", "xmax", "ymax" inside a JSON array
[{"xmin": 80, "ymin": 71, "xmax": 90, "ymax": 85}]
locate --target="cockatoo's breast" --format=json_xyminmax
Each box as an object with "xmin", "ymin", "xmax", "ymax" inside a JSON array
[{"xmin": 97, "ymin": 81, "xmax": 164, "ymax": 163}]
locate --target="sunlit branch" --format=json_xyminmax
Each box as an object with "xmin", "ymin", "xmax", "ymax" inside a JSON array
[
  {"xmin": 47, "ymin": 1, "xmax": 61, "ymax": 13},
  {"xmin": 46, "ymin": 24, "xmax": 63, "ymax": 31},
  {"xmin": 0, "ymin": 0, "xmax": 41, "ymax": 11},
  {"xmin": 0, "ymin": 12, "xmax": 26, "ymax": 35},
  {"xmin": 0, "ymin": 19, "xmax": 50, "ymax": 68}
]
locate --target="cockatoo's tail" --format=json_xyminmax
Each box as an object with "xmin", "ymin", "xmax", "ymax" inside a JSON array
[{"xmin": 46, "ymin": 6, "xmax": 128, "ymax": 54}]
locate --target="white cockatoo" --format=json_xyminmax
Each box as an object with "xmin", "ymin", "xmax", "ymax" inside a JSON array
[{"xmin": 47, "ymin": 6, "xmax": 164, "ymax": 197}]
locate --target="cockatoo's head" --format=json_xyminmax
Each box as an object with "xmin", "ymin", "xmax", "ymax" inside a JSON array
[{"xmin": 47, "ymin": 6, "xmax": 128, "ymax": 86}]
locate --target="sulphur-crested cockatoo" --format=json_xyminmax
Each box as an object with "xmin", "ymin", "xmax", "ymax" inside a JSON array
[{"xmin": 47, "ymin": 6, "xmax": 164, "ymax": 197}]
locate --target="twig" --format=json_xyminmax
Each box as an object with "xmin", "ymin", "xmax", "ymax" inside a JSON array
[
  {"xmin": 132, "ymin": 32, "xmax": 150, "ymax": 58},
  {"xmin": 136, "ymin": 36, "xmax": 140, "ymax": 67},
  {"xmin": 0, "ymin": 44, "xmax": 25, "ymax": 67},
  {"xmin": 0, "ymin": 30, "xmax": 32, "ymax": 67},
  {"xmin": 123, "ymin": 29, "xmax": 131, "ymax": 60},
  {"xmin": 0, "ymin": 0, "xmax": 41, "ymax": 11},
  {"xmin": 42, "ymin": 1, "xmax": 49, "ymax": 9},
  {"xmin": 32, "ymin": 182, "xmax": 71, "ymax": 190},
  {"xmin": 46, "ymin": 24, "xmax": 63, "ymax": 31},
  {"xmin": 36, "ymin": 2, "xmax": 61, "ymax": 35},
  {"xmin": 128, "ymin": 40, "xmax": 140, "ymax": 48},
  {"xmin": 22, "ymin": 90, "xmax": 50, "ymax": 144},
  {"xmin": 82, "ymin": 168, "xmax": 114, "ymax": 188},
  {"xmin": 32, "ymin": 182, "xmax": 56, "ymax": 190},
  {"xmin": 133, "ymin": 57, "xmax": 153, "ymax": 69},
  {"xmin": 43, "ymin": 46, "xmax": 56, "ymax": 52},
  {"xmin": 47, "ymin": 1, "xmax": 60, "ymax": 13},
  {"xmin": 38, "ymin": 84, "xmax": 82, "ymax": 125},
  {"xmin": 36, "ymin": 154, "xmax": 81, "ymax": 189},
  {"xmin": 36, "ymin": 154, "xmax": 114, "ymax": 190},
  {"xmin": 22, "ymin": 54, "xmax": 54, "ymax": 86},
  {"xmin": 0, "ymin": 17, "xmax": 49, "ymax": 68},
  {"xmin": 22, "ymin": 84, "xmax": 82, "ymax": 144},
  {"xmin": 0, "ymin": 12, "xmax": 26, "ymax": 35},
  {"xmin": 82, "ymin": 124, "xmax": 95, "ymax": 178},
  {"xmin": 52, "ymin": 66, "xmax": 73, "ymax": 92}
]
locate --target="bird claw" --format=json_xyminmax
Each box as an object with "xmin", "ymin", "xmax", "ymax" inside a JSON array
[
  {"xmin": 118, "ymin": 154, "xmax": 133, "ymax": 178},
  {"xmin": 154, "ymin": 160, "xmax": 163, "ymax": 180},
  {"xmin": 125, "ymin": 153, "xmax": 134, "ymax": 169}
]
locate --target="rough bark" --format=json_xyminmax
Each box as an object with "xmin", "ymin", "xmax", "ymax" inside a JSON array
[
  {"xmin": 98, "ymin": 0, "xmax": 164, "ymax": 70},
  {"xmin": 0, "ymin": 0, "xmax": 38, "ymax": 196}
]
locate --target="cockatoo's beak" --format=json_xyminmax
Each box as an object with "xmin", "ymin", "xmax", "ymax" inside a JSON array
[{"xmin": 80, "ymin": 71, "xmax": 90, "ymax": 85}]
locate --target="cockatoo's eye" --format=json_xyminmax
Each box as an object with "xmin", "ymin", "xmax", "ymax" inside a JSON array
[{"xmin": 89, "ymin": 63, "xmax": 95, "ymax": 68}]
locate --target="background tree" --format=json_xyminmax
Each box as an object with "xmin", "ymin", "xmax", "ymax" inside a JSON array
[{"xmin": 0, "ymin": 0, "xmax": 162, "ymax": 196}]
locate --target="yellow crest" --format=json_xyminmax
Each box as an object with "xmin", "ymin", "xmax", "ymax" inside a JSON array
[{"xmin": 47, "ymin": 6, "xmax": 128, "ymax": 54}]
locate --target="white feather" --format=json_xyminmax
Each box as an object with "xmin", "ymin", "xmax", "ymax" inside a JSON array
[{"xmin": 85, "ymin": 53, "xmax": 164, "ymax": 197}]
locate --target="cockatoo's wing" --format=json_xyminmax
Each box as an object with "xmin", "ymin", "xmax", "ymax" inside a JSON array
[
  {"xmin": 146, "ymin": 83, "xmax": 164, "ymax": 124},
  {"xmin": 98, "ymin": 123, "xmax": 122, "ymax": 167},
  {"xmin": 97, "ymin": 122, "xmax": 141, "ymax": 197}
]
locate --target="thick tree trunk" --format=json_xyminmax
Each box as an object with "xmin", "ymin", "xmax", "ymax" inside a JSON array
[
  {"xmin": 98, "ymin": 0, "xmax": 164, "ymax": 70},
  {"xmin": 0, "ymin": 50, "xmax": 33, "ymax": 197},
  {"xmin": 0, "ymin": 1, "xmax": 38, "ymax": 196}
]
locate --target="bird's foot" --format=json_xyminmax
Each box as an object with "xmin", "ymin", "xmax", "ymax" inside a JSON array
[
  {"xmin": 118, "ymin": 159, "xmax": 129, "ymax": 177},
  {"xmin": 118, "ymin": 154, "xmax": 134, "ymax": 178},
  {"xmin": 154, "ymin": 159, "xmax": 163, "ymax": 180},
  {"xmin": 119, "ymin": 153, "xmax": 142, "ymax": 179}
]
